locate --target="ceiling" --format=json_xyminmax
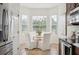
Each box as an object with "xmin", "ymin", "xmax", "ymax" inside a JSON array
[{"xmin": 20, "ymin": 3, "xmax": 63, "ymax": 8}]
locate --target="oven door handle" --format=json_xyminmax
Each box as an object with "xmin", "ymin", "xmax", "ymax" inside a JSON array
[{"xmin": 64, "ymin": 44, "xmax": 72, "ymax": 48}]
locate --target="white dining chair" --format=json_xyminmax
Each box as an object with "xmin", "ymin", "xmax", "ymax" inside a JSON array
[
  {"xmin": 26, "ymin": 32, "xmax": 37, "ymax": 49},
  {"xmin": 38, "ymin": 32, "xmax": 51, "ymax": 50}
]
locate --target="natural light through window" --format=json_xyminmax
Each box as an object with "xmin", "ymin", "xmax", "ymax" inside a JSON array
[
  {"xmin": 22, "ymin": 15, "xmax": 28, "ymax": 31},
  {"xmin": 51, "ymin": 15, "xmax": 57, "ymax": 34},
  {"xmin": 32, "ymin": 16, "xmax": 47, "ymax": 32}
]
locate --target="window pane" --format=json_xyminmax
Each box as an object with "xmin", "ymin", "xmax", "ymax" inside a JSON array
[
  {"xmin": 22, "ymin": 15, "xmax": 28, "ymax": 31},
  {"xmin": 51, "ymin": 15, "xmax": 57, "ymax": 34},
  {"xmin": 32, "ymin": 16, "xmax": 47, "ymax": 32}
]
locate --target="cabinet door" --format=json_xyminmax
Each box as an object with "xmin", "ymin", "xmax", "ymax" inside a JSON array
[
  {"xmin": 76, "ymin": 3, "xmax": 79, "ymax": 7},
  {"xmin": 5, "ymin": 42, "xmax": 13, "ymax": 53},
  {"xmin": 66, "ymin": 3, "xmax": 76, "ymax": 14},
  {"xmin": 66, "ymin": 3, "xmax": 71, "ymax": 14},
  {"xmin": 0, "ymin": 42, "xmax": 13, "ymax": 55},
  {"xmin": 0, "ymin": 45, "xmax": 6, "ymax": 55},
  {"xmin": 75, "ymin": 47, "xmax": 79, "ymax": 55},
  {"xmin": 6, "ymin": 50, "xmax": 13, "ymax": 55},
  {"xmin": 70, "ymin": 3, "xmax": 75, "ymax": 11}
]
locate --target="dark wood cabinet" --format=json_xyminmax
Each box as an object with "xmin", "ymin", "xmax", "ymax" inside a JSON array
[
  {"xmin": 75, "ymin": 3, "xmax": 79, "ymax": 7},
  {"xmin": 75, "ymin": 47, "xmax": 79, "ymax": 55},
  {"xmin": 72, "ymin": 45, "xmax": 79, "ymax": 55},
  {"xmin": 66, "ymin": 3, "xmax": 75, "ymax": 14},
  {"xmin": 65, "ymin": 3, "xmax": 79, "ymax": 55},
  {"xmin": 66, "ymin": 3, "xmax": 79, "ymax": 14}
]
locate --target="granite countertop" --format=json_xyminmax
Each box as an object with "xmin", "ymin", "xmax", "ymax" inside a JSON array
[
  {"xmin": 0, "ymin": 41, "xmax": 13, "ymax": 47},
  {"xmin": 59, "ymin": 37, "xmax": 79, "ymax": 48},
  {"xmin": 0, "ymin": 41, "xmax": 5, "ymax": 47},
  {"xmin": 59, "ymin": 35, "xmax": 72, "ymax": 43},
  {"xmin": 59, "ymin": 35, "xmax": 79, "ymax": 47},
  {"xmin": 73, "ymin": 43, "xmax": 79, "ymax": 48},
  {"xmin": 59, "ymin": 35, "xmax": 67, "ymax": 39},
  {"xmin": 59, "ymin": 35, "xmax": 71, "ymax": 40}
]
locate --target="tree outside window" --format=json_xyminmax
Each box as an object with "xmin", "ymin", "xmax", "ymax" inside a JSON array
[{"xmin": 32, "ymin": 16, "xmax": 47, "ymax": 35}]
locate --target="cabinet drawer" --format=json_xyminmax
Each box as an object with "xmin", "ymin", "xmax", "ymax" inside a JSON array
[
  {"xmin": 6, "ymin": 50, "xmax": 13, "ymax": 55},
  {"xmin": 0, "ymin": 45, "xmax": 6, "ymax": 55},
  {"xmin": 0, "ymin": 42, "xmax": 13, "ymax": 55},
  {"xmin": 5, "ymin": 43, "xmax": 13, "ymax": 52}
]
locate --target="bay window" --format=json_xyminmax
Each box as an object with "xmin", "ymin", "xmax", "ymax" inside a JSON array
[{"xmin": 32, "ymin": 16, "xmax": 47, "ymax": 32}]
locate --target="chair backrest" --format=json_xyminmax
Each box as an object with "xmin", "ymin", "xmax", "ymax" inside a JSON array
[
  {"xmin": 43, "ymin": 32, "xmax": 51, "ymax": 49},
  {"xmin": 26, "ymin": 32, "xmax": 34, "ymax": 44},
  {"xmin": 27, "ymin": 32, "xmax": 37, "ymax": 49},
  {"xmin": 43, "ymin": 33, "xmax": 51, "ymax": 43},
  {"xmin": 29, "ymin": 32, "xmax": 36, "ymax": 42}
]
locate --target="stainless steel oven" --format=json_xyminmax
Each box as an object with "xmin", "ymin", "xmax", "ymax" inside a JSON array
[
  {"xmin": 63, "ymin": 42, "xmax": 72, "ymax": 55},
  {"xmin": 59, "ymin": 39, "xmax": 72, "ymax": 55}
]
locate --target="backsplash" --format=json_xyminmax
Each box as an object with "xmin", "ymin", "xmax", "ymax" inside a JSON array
[{"xmin": 67, "ymin": 26, "xmax": 79, "ymax": 38}]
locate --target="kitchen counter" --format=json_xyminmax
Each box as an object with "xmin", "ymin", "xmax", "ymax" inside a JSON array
[
  {"xmin": 59, "ymin": 37, "xmax": 79, "ymax": 47},
  {"xmin": 59, "ymin": 35, "xmax": 72, "ymax": 44},
  {"xmin": 59, "ymin": 35, "xmax": 79, "ymax": 44},
  {"xmin": 73, "ymin": 43, "xmax": 79, "ymax": 48},
  {"xmin": 0, "ymin": 41, "xmax": 13, "ymax": 55},
  {"xmin": 0, "ymin": 41, "xmax": 13, "ymax": 47},
  {"xmin": 59, "ymin": 36, "xmax": 79, "ymax": 55},
  {"xmin": 0, "ymin": 41, "xmax": 5, "ymax": 47}
]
